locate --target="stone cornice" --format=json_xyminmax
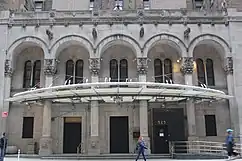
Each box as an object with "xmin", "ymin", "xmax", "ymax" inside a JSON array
[{"xmin": 3, "ymin": 9, "xmax": 234, "ymax": 26}]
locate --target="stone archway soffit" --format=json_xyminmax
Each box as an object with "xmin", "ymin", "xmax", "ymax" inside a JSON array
[
  {"xmin": 188, "ymin": 34, "xmax": 232, "ymax": 57},
  {"xmin": 143, "ymin": 33, "xmax": 188, "ymax": 57},
  {"xmin": 95, "ymin": 34, "xmax": 142, "ymax": 57},
  {"xmin": 50, "ymin": 34, "xmax": 94, "ymax": 58},
  {"xmin": 7, "ymin": 36, "xmax": 48, "ymax": 60}
]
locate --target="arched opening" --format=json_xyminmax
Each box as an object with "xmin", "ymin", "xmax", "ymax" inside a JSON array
[
  {"xmin": 23, "ymin": 60, "xmax": 32, "ymax": 88},
  {"xmin": 100, "ymin": 42, "xmax": 137, "ymax": 82},
  {"xmin": 55, "ymin": 42, "xmax": 90, "ymax": 86},
  {"xmin": 11, "ymin": 45, "xmax": 44, "ymax": 89},
  {"xmin": 193, "ymin": 40, "xmax": 226, "ymax": 87},
  {"xmin": 192, "ymin": 39, "xmax": 230, "ymax": 140},
  {"xmin": 147, "ymin": 42, "xmax": 183, "ymax": 84},
  {"xmin": 65, "ymin": 60, "xmax": 74, "ymax": 84},
  {"xmin": 110, "ymin": 59, "xmax": 118, "ymax": 82},
  {"xmin": 119, "ymin": 59, "xmax": 128, "ymax": 82},
  {"xmin": 75, "ymin": 59, "xmax": 84, "ymax": 84}
]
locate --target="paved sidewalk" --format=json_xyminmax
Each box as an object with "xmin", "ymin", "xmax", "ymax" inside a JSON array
[{"xmin": 4, "ymin": 158, "xmax": 242, "ymax": 161}]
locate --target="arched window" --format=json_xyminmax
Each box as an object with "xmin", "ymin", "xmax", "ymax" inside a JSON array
[
  {"xmin": 23, "ymin": 60, "xmax": 32, "ymax": 88},
  {"xmin": 65, "ymin": 60, "xmax": 74, "ymax": 84},
  {"xmin": 75, "ymin": 59, "xmax": 84, "ymax": 84},
  {"xmin": 206, "ymin": 59, "xmax": 215, "ymax": 86},
  {"xmin": 196, "ymin": 58, "xmax": 206, "ymax": 85},
  {"xmin": 164, "ymin": 59, "xmax": 172, "ymax": 82},
  {"xmin": 110, "ymin": 59, "xmax": 118, "ymax": 82},
  {"xmin": 32, "ymin": 60, "xmax": 41, "ymax": 87},
  {"xmin": 154, "ymin": 59, "xmax": 162, "ymax": 83},
  {"xmin": 119, "ymin": 59, "xmax": 128, "ymax": 82}
]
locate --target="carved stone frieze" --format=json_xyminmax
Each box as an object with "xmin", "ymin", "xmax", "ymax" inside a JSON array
[
  {"xmin": 89, "ymin": 58, "xmax": 100, "ymax": 76},
  {"xmin": 8, "ymin": 9, "xmax": 228, "ymax": 27},
  {"xmin": 180, "ymin": 57, "xmax": 194, "ymax": 75},
  {"xmin": 4, "ymin": 59, "xmax": 13, "ymax": 77},
  {"xmin": 225, "ymin": 57, "xmax": 233, "ymax": 74},
  {"xmin": 44, "ymin": 59, "xmax": 57, "ymax": 76},
  {"xmin": 137, "ymin": 58, "xmax": 148, "ymax": 75}
]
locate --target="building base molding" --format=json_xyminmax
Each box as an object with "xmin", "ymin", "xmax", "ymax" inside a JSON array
[
  {"xmin": 88, "ymin": 136, "xmax": 100, "ymax": 155},
  {"xmin": 39, "ymin": 137, "xmax": 53, "ymax": 156}
]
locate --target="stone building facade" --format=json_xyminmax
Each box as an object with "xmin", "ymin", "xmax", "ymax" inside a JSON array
[{"xmin": 0, "ymin": 0, "xmax": 242, "ymax": 156}]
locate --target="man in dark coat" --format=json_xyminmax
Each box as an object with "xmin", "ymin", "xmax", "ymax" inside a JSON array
[{"xmin": 0, "ymin": 133, "xmax": 7, "ymax": 161}]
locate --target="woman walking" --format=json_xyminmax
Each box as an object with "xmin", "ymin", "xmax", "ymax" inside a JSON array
[{"xmin": 135, "ymin": 136, "xmax": 147, "ymax": 161}]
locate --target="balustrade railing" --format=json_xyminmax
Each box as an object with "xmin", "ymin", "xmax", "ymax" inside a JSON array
[{"xmin": 170, "ymin": 141, "xmax": 242, "ymax": 157}]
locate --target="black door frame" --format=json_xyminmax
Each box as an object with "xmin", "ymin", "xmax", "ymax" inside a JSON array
[
  {"xmin": 151, "ymin": 108, "xmax": 186, "ymax": 154},
  {"xmin": 63, "ymin": 117, "xmax": 82, "ymax": 153},
  {"xmin": 109, "ymin": 116, "xmax": 129, "ymax": 153}
]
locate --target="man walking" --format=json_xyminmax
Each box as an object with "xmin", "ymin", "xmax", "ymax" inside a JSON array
[
  {"xmin": 135, "ymin": 136, "xmax": 147, "ymax": 161},
  {"xmin": 0, "ymin": 133, "xmax": 7, "ymax": 161},
  {"xmin": 225, "ymin": 129, "xmax": 239, "ymax": 160}
]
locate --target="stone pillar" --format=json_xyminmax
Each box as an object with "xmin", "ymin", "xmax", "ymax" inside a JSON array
[
  {"xmin": 225, "ymin": 57, "xmax": 239, "ymax": 136},
  {"xmin": 1, "ymin": 59, "xmax": 13, "ymax": 134},
  {"xmin": 39, "ymin": 59, "xmax": 57, "ymax": 156},
  {"xmin": 39, "ymin": 100, "xmax": 52, "ymax": 156},
  {"xmin": 181, "ymin": 57, "xmax": 197, "ymax": 140},
  {"xmin": 137, "ymin": 58, "xmax": 150, "ymax": 153},
  {"xmin": 88, "ymin": 58, "xmax": 100, "ymax": 154}
]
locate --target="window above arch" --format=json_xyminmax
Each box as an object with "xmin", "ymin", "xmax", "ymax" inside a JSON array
[
  {"xmin": 196, "ymin": 58, "xmax": 215, "ymax": 86},
  {"xmin": 65, "ymin": 59, "xmax": 84, "ymax": 84},
  {"xmin": 23, "ymin": 60, "xmax": 41, "ymax": 88},
  {"xmin": 154, "ymin": 58, "xmax": 173, "ymax": 83}
]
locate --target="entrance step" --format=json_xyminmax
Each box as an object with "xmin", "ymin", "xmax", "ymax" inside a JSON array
[
  {"xmin": 6, "ymin": 154, "xmax": 171, "ymax": 160},
  {"xmin": 42, "ymin": 154, "xmax": 171, "ymax": 160}
]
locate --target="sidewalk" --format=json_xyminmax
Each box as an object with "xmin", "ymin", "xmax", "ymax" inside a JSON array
[{"xmin": 4, "ymin": 158, "xmax": 242, "ymax": 161}]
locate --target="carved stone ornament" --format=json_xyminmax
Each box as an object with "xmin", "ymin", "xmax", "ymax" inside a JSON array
[
  {"xmin": 180, "ymin": 57, "xmax": 194, "ymax": 74},
  {"xmin": 89, "ymin": 58, "xmax": 100, "ymax": 75},
  {"xmin": 92, "ymin": 28, "xmax": 97, "ymax": 39},
  {"xmin": 137, "ymin": 58, "xmax": 148, "ymax": 75},
  {"xmin": 221, "ymin": 0, "xmax": 228, "ymax": 16},
  {"xmin": 225, "ymin": 57, "xmax": 233, "ymax": 74},
  {"xmin": 140, "ymin": 27, "xmax": 144, "ymax": 38},
  {"xmin": 44, "ymin": 59, "xmax": 57, "ymax": 76},
  {"xmin": 184, "ymin": 27, "xmax": 191, "ymax": 39},
  {"xmin": 4, "ymin": 59, "xmax": 13, "ymax": 77},
  {"xmin": 46, "ymin": 29, "xmax": 53, "ymax": 40}
]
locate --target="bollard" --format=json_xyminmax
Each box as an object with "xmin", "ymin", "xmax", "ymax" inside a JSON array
[{"xmin": 17, "ymin": 149, "xmax": 20, "ymax": 161}]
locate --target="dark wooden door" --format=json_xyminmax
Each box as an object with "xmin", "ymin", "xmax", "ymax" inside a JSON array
[
  {"xmin": 153, "ymin": 124, "xmax": 170, "ymax": 153},
  {"xmin": 63, "ymin": 117, "xmax": 82, "ymax": 153},
  {"xmin": 110, "ymin": 116, "xmax": 129, "ymax": 153}
]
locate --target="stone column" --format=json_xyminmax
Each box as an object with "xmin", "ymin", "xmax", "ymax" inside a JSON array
[
  {"xmin": 137, "ymin": 58, "xmax": 150, "ymax": 153},
  {"xmin": 39, "ymin": 100, "xmax": 52, "ymax": 156},
  {"xmin": 181, "ymin": 57, "xmax": 197, "ymax": 140},
  {"xmin": 225, "ymin": 57, "xmax": 239, "ymax": 136},
  {"xmin": 88, "ymin": 58, "xmax": 100, "ymax": 154},
  {"xmin": 39, "ymin": 59, "xmax": 57, "ymax": 156},
  {"xmin": 1, "ymin": 59, "xmax": 13, "ymax": 134}
]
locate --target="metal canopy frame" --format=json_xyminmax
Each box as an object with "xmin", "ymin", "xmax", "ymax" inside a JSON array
[{"xmin": 6, "ymin": 82, "xmax": 232, "ymax": 104}]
